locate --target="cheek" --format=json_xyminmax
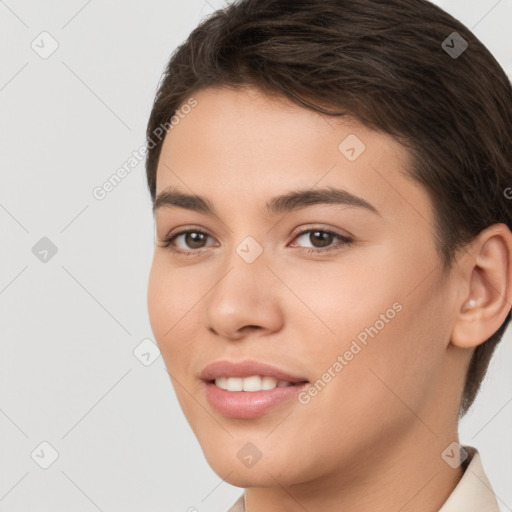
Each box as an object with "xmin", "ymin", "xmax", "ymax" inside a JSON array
[
  {"xmin": 295, "ymin": 248, "xmax": 448, "ymax": 422},
  {"xmin": 147, "ymin": 259, "xmax": 194, "ymax": 369},
  {"xmin": 147, "ymin": 257, "xmax": 198, "ymax": 337},
  {"xmin": 147, "ymin": 260, "xmax": 168, "ymax": 340}
]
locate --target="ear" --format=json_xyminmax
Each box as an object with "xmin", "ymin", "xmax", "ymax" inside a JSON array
[{"xmin": 451, "ymin": 223, "xmax": 512, "ymax": 349}]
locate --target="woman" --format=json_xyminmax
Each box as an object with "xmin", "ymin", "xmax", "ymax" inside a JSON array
[{"xmin": 145, "ymin": 1, "xmax": 511, "ymax": 510}]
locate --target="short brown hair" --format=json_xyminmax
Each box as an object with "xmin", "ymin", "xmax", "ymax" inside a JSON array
[{"xmin": 145, "ymin": 0, "xmax": 512, "ymax": 417}]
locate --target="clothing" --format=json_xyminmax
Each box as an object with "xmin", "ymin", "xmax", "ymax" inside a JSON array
[
  {"xmin": 226, "ymin": 493, "xmax": 245, "ymax": 512},
  {"xmin": 226, "ymin": 445, "xmax": 500, "ymax": 512}
]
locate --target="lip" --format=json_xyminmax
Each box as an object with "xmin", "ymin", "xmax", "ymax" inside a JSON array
[{"xmin": 200, "ymin": 360, "xmax": 309, "ymax": 419}]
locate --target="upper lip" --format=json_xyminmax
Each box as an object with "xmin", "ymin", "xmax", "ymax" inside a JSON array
[{"xmin": 200, "ymin": 360, "xmax": 309, "ymax": 383}]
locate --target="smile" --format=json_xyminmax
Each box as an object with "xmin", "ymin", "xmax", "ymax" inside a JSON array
[{"xmin": 200, "ymin": 359, "xmax": 310, "ymax": 418}]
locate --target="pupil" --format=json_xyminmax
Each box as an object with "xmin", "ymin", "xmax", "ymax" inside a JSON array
[
  {"xmin": 311, "ymin": 231, "xmax": 331, "ymax": 248},
  {"xmin": 187, "ymin": 232, "xmax": 205, "ymax": 248}
]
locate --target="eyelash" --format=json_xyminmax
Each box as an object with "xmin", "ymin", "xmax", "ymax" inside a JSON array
[{"xmin": 158, "ymin": 226, "xmax": 354, "ymax": 257}]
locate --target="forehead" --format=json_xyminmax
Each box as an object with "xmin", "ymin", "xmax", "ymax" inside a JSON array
[{"xmin": 155, "ymin": 86, "xmax": 430, "ymax": 225}]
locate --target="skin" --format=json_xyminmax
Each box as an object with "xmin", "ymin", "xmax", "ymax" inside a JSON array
[{"xmin": 147, "ymin": 85, "xmax": 512, "ymax": 512}]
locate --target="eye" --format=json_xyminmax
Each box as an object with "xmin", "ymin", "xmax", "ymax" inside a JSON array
[
  {"xmin": 157, "ymin": 226, "xmax": 354, "ymax": 257},
  {"xmin": 290, "ymin": 228, "xmax": 353, "ymax": 254},
  {"xmin": 158, "ymin": 227, "xmax": 216, "ymax": 256}
]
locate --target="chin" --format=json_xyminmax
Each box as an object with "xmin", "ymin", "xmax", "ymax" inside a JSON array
[
  {"xmin": 208, "ymin": 460, "xmax": 286, "ymax": 488},
  {"xmin": 201, "ymin": 442, "xmax": 307, "ymax": 488}
]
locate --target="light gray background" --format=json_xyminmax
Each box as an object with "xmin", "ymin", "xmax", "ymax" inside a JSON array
[{"xmin": 0, "ymin": 1, "xmax": 511, "ymax": 511}]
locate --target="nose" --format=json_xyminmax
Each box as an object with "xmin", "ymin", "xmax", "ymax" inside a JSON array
[{"xmin": 203, "ymin": 247, "xmax": 284, "ymax": 341}]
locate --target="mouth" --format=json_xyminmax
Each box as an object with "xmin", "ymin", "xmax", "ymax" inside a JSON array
[{"xmin": 200, "ymin": 360, "xmax": 310, "ymax": 418}]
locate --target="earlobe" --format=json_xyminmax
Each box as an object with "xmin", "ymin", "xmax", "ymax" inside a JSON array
[{"xmin": 451, "ymin": 224, "xmax": 512, "ymax": 349}]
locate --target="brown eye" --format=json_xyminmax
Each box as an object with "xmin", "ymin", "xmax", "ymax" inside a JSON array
[
  {"xmin": 292, "ymin": 228, "xmax": 352, "ymax": 253},
  {"xmin": 159, "ymin": 226, "xmax": 353, "ymax": 257},
  {"xmin": 308, "ymin": 230, "xmax": 334, "ymax": 248},
  {"xmin": 159, "ymin": 228, "xmax": 214, "ymax": 255},
  {"xmin": 181, "ymin": 231, "xmax": 208, "ymax": 249}
]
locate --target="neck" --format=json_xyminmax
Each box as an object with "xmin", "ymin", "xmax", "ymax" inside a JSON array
[{"xmin": 244, "ymin": 424, "xmax": 465, "ymax": 512}]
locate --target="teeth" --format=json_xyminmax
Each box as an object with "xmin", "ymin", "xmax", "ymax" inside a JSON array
[
  {"xmin": 242, "ymin": 375, "xmax": 262, "ymax": 391},
  {"xmin": 226, "ymin": 377, "xmax": 243, "ymax": 391},
  {"xmin": 214, "ymin": 375, "xmax": 294, "ymax": 391},
  {"xmin": 214, "ymin": 377, "xmax": 229, "ymax": 390},
  {"xmin": 262, "ymin": 376, "xmax": 278, "ymax": 390}
]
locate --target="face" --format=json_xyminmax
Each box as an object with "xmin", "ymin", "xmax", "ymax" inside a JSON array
[{"xmin": 147, "ymin": 86, "xmax": 460, "ymax": 487}]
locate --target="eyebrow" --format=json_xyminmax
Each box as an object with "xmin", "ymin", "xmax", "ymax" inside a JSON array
[{"xmin": 153, "ymin": 186, "xmax": 380, "ymax": 217}]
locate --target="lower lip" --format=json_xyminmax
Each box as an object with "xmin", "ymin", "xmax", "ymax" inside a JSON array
[{"xmin": 203, "ymin": 381, "xmax": 309, "ymax": 419}]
